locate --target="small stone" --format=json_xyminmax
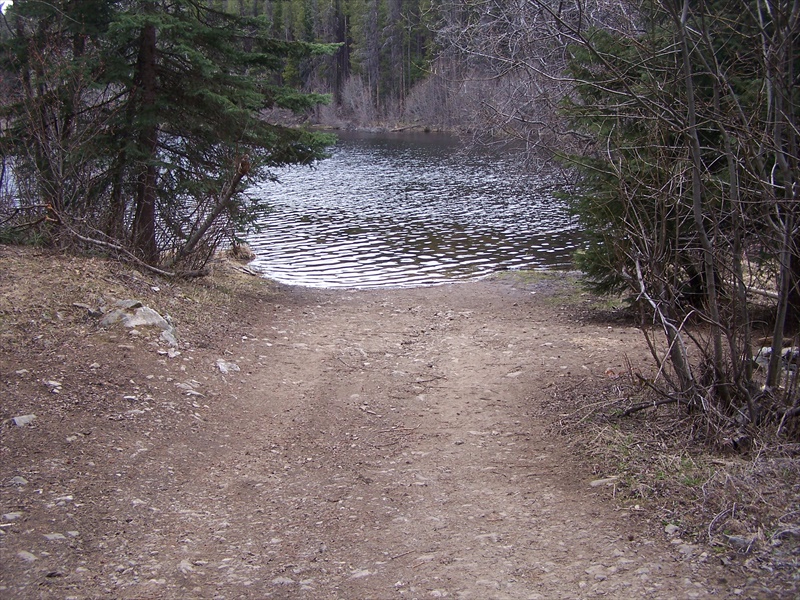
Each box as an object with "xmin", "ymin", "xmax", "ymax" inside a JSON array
[
  {"xmin": 44, "ymin": 533, "xmax": 67, "ymax": 541},
  {"xmin": 589, "ymin": 476, "xmax": 619, "ymax": 487},
  {"xmin": 12, "ymin": 414, "xmax": 36, "ymax": 427},
  {"xmin": 350, "ymin": 569, "xmax": 372, "ymax": 579},
  {"xmin": 726, "ymin": 534, "xmax": 757, "ymax": 551},
  {"xmin": 664, "ymin": 524, "xmax": 680, "ymax": 536},
  {"xmin": 272, "ymin": 576, "xmax": 295, "ymax": 585},
  {"xmin": 216, "ymin": 359, "xmax": 240, "ymax": 374},
  {"xmin": 160, "ymin": 329, "xmax": 179, "ymax": 347},
  {"xmin": 17, "ymin": 550, "xmax": 37, "ymax": 562},
  {"xmin": 178, "ymin": 559, "xmax": 194, "ymax": 574},
  {"xmin": 10, "ymin": 476, "xmax": 29, "ymax": 486},
  {"xmin": 3, "ymin": 512, "xmax": 23, "ymax": 521},
  {"xmin": 89, "ymin": 362, "xmax": 101, "ymax": 369}
]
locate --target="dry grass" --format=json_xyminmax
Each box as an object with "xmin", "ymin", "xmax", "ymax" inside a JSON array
[
  {"xmin": 550, "ymin": 371, "xmax": 800, "ymax": 596},
  {"xmin": 0, "ymin": 244, "xmax": 280, "ymax": 350}
]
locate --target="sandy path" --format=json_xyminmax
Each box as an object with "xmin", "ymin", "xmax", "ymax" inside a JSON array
[
  {"xmin": 1, "ymin": 275, "xmax": 741, "ymax": 598},
  {"xmin": 165, "ymin": 281, "xmax": 730, "ymax": 598}
]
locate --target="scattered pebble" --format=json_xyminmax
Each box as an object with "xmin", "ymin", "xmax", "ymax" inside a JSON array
[
  {"xmin": 17, "ymin": 551, "xmax": 37, "ymax": 562},
  {"xmin": 12, "ymin": 414, "xmax": 36, "ymax": 427},
  {"xmin": 216, "ymin": 359, "xmax": 240, "ymax": 374},
  {"xmin": 44, "ymin": 380, "xmax": 62, "ymax": 393},
  {"xmin": 178, "ymin": 559, "xmax": 195, "ymax": 574}
]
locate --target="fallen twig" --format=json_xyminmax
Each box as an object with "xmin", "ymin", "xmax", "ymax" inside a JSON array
[
  {"xmin": 414, "ymin": 375, "xmax": 447, "ymax": 384},
  {"xmin": 708, "ymin": 507, "xmax": 732, "ymax": 541},
  {"xmin": 618, "ymin": 397, "xmax": 680, "ymax": 417}
]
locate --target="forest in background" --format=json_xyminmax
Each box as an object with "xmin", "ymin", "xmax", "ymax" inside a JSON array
[{"xmin": 196, "ymin": 0, "xmax": 480, "ymax": 131}]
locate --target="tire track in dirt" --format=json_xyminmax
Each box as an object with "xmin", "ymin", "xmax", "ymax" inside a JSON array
[{"xmin": 181, "ymin": 281, "xmax": 736, "ymax": 599}]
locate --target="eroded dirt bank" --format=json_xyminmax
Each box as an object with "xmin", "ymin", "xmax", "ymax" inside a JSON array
[{"xmin": 0, "ymin": 249, "xmax": 752, "ymax": 598}]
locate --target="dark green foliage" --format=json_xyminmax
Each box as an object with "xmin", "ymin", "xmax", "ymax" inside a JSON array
[{"xmin": 1, "ymin": 0, "xmax": 337, "ymax": 268}]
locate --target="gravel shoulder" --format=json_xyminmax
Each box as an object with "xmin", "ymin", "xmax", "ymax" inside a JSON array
[{"xmin": 0, "ymin": 246, "xmax": 767, "ymax": 598}]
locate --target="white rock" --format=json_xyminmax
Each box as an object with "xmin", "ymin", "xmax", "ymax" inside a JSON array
[
  {"xmin": 125, "ymin": 307, "xmax": 169, "ymax": 330},
  {"xmin": 17, "ymin": 550, "xmax": 37, "ymax": 562},
  {"xmin": 589, "ymin": 476, "xmax": 619, "ymax": 487},
  {"xmin": 216, "ymin": 359, "xmax": 241, "ymax": 374},
  {"xmin": 12, "ymin": 414, "xmax": 36, "ymax": 427}
]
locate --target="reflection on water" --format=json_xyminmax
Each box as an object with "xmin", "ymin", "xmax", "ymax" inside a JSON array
[{"xmin": 247, "ymin": 131, "xmax": 579, "ymax": 288}]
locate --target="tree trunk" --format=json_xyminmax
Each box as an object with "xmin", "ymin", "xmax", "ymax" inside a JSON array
[
  {"xmin": 131, "ymin": 21, "xmax": 159, "ymax": 264},
  {"xmin": 673, "ymin": 0, "xmax": 729, "ymax": 406}
]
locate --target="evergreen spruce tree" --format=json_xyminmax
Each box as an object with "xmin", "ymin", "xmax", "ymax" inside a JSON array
[{"xmin": 1, "ymin": 0, "xmax": 337, "ymax": 268}]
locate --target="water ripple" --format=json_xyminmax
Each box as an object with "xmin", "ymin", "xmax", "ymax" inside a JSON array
[{"xmin": 247, "ymin": 132, "xmax": 579, "ymax": 288}]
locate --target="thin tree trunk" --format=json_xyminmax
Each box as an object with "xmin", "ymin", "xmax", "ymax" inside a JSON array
[
  {"xmin": 131, "ymin": 21, "xmax": 159, "ymax": 264},
  {"xmin": 179, "ymin": 156, "xmax": 250, "ymax": 259},
  {"xmin": 673, "ymin": 0, "xmax": 729, "ymax": 406}
]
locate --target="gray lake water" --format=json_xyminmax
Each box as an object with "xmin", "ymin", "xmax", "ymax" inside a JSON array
[{"xmin": 247, "ymin": 131, "xmax": 579, "ymax": 288}]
